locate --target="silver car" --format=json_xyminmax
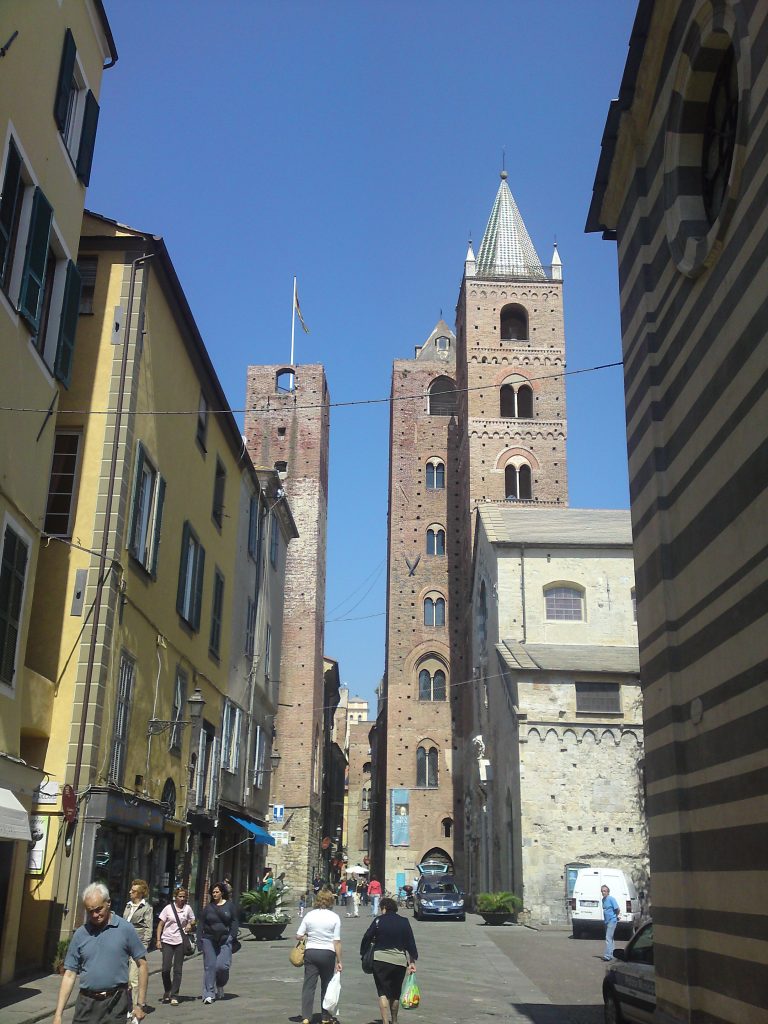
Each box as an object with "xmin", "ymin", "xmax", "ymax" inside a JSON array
[{"xmin": 602, "ymin": 921, "xmax": 655, "ymax": 1023}]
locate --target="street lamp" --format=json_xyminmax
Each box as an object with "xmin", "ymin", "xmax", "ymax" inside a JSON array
[
  {"xmin": 270, "ymin": 751, "xmax": 281, "ymax": 773},
  {"xmin": 147, "ymin": 686, "xmax": 206, "ymax": 736}
]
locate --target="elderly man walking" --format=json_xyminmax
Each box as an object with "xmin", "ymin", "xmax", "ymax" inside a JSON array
[{"xmin": 53, "ymin": 882, "xmax": 148, "ymax": 1024}]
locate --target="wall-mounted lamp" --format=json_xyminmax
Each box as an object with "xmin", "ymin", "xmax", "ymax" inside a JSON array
[{"xmin": 147, "ymin": 686, "xmax": 206, "ymax": 736}]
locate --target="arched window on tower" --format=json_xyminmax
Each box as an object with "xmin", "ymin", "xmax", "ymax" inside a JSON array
[
  {"xmin": 500, "ymin": 384, "xmax": 516, "ymax": 418},
  {"xmin": 505, "ymin": 461, "xmax": 533, "ymax": 500},
  {"xmin": 442, "ymin": 817, "xmax": 453, "ymax": 838},
  {"xmin": 418, "ymin": 661, "xmax": 447, "ymax": 701},
  {"xmin": 499, "ymin": 379, "xmax": 533, "ymax": 419},
  {"xmin": 500, "ymin": 304, "xmax": 528, "ymax": 341},
  {"xmin": 426, "ymin": 458, "xmax": 445, "ymax": 489},
  {"xmin": 428, "ymin": 376, "xmax": 457, "ymax": 416},
  {"xmin": 426, "ymin": 525, "xmax": 446, "ymax": 556},
  {"xmin": 416, "ymin": 744, "xmax": 439, "ymax": 788},
  {"xmin": 275, "ymin": 368, "xmax": 295, "ymax": 393},
  {"xmin": 424, "ymin": 594, "xmax": 446, "ymax": 627}
]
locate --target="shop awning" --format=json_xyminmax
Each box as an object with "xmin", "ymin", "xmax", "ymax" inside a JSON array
[
  {"xmin": 229, "ymin": 815, "xmax": 275, "ymax": 846},
  {"xmin": 0, "ymin": 787, "xmax": 31, "ymax": 841}
]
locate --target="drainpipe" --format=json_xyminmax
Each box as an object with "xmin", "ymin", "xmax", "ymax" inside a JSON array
[
  {"xmin": 73, "ymin": 252, "xmax": 153, "ymax": 795},
  {"xmin": 520, "ymin": 544, "xmax": 527, "ymax": 643}
]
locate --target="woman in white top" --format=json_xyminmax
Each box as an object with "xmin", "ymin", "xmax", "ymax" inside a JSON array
[
  {"xmin": 296, "ymin": 889, "xmax": 342, "ymax": 1024},
  {"xmin": 156, "ymin": 887, "xmax": 196, "ymax": 1004}
]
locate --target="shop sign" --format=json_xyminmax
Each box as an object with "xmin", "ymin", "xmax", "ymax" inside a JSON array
[
  {"xmin": 33, "ymin": 779, "xmax": 59, "ymax": 805},
  {"xmin": 271, "ymin": 830, "xmax": 290, "ymax": 845},
  {"xmin": 104, "ymin": 792, "xmax": 164, "ymax": 832},
  {"xmin": 26, "ymin": 814, "xmax": 50, "ymax": 874}
]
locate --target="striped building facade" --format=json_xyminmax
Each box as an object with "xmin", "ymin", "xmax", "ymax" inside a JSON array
[{"xmin": 587, "ymin": 2, "xmax": 768, "ymax": 1022}]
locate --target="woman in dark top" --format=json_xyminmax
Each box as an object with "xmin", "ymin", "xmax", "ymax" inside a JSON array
[
  {"xmin": 199, "ymin": 882, "xmax": 239, "ymax": 1004},
  {"xmin": 361, "ymin": 897, "xmax": 418, "ymax": 1024}
]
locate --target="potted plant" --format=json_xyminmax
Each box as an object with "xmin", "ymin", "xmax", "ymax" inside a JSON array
[
  {"xmin": 52, "ymin": 939, "xmax": 70, "ymax": 974},
  {"xmin": 240, "ymin": 887, "xmax": 290, "ymax": 940},
  {"xmin": 476, "ymin": 891, "xmax": 522, "ymax": 926}
]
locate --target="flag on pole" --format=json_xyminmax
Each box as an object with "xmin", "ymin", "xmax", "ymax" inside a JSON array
[{"xmin": 294, "ymin": 285, "xmax": 310, "ymax": 334}]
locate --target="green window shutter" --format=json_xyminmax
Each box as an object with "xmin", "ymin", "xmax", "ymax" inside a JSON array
[
  {"xmin": 53, "ymin": 29, "xmax": 77, "ymax": 131},
  {"xmin": 127, "ymin": 442, "xmax": 146, "ymax": 559},
  {"xmin": 54, "ymin": 260, "xmax": 82, "ymax": 387},
  {"xmin": 150, "ymin": 476, "xmax": 166, "ymax": 577},
  {"xmin": 192, "ymin": 544, "xmax": 205, "ymax": 632},
  {"xmin": 176, "ymin": 521, "xmax": 191, "ymax": 617},
  {"xmin": 0, "ymin": 528, "xmax": 28, "ymax": 685},
  {"xmin": 76, "ymin": 90, "xmax": 99, "ymax": 186},
  {"xmin": 0, "ymin": 139, "xmax": 22, "ymax": 283},
  {"xmin": 18, "ymin": 187, "xmax": 53, "ymax": 331}
]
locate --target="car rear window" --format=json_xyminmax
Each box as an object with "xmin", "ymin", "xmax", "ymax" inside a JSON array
[{"xmin": 424, "ymin": 882, "xmax": 459, "ymax": 894}]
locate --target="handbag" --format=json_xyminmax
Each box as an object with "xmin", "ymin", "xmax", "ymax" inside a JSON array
[
  {"xmin": 361, "ymin": 920, "xmax": 378, "ymax": 974},
  {"xmin": 289, "ymin": 938, "xmax": 306, "ymax": 968},
  {"xmin": 231, "ymin": 937, "xmax": 242, "ymax": 954},
  {"xmin": 170, "ymin": 901, "xmax": 196, "ymax": 958}
]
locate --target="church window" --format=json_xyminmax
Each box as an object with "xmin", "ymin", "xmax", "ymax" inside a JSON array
[
  {"xmin": 575, "ymin": 682, "xmax": 621, "ymax": 714},
  {"xmin": 500, "ymin": 380, "xmax": 533, "ymax": 418},
  {"xmin": 426, "ymin": 459, "xmax": 445, "ymax": 489},
  {"xmin": 500, "ymin": 303, "xmax": 528, "ymax": 340},
  {"xmin": 416, "ymin": 745, "xmax": 438, "ymax": 788},
  {"xmin": 505, "ymin": 463, "xmax": 532, "ymax": 500},
  {"xmin": 418, "ymin": 662, "xmax": 447, "ymax": 701},
  {"xmin": 435, "ymin": 335, "xmax": 450, "ymax": 351},
  {"xmin": 424, "ymin": 594, "xmax": 445, "ymax": 627},
  {"xmin": 428, "ymin": 376, "xmax": 457, "ymax": 416},
  {"xmin": 426, "ymin": 526, "xmax": 445, "ymax": 556},
  {"xmin": 545, "ymin": 585, "xmax": 584, "ymax": 621}
]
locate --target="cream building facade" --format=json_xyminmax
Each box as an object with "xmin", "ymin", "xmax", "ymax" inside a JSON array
[
  {"xmin": 467, "ymin": 507, "xmax": 646, "ymax": 924},
  {"xmin": 0, "ymin": 0, "xmax": 116, "ymax": 983}
]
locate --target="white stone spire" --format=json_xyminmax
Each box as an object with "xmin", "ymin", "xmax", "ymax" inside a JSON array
[
  {"xmin": 465, "ymin": 239, "xmax": 476, "ymax": 278},
  {"xmin": 475, "ymin": 172, "xmax": 545, "ymax": 279},
  {"xmin": 551, "ymin": 241, "xmax": 562, "ymax": 280}
]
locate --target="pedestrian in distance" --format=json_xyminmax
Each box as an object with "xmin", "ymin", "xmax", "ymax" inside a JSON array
[
  {"xmin": 199, "ymin": 881, "xmax": 239, "ymax": 1003},
  {"xmin": 296, "ymin": 888, "xmax": 343, "ymax": 1024},
  {"xmin": 53, "ymin": 882, "xmax": 148, "ymax": 1024},
  {"xmin": 313, "ymin": 874, "xmax": 323, "ymax": 895},
  {"xmin": 601, "ymin": 884, "xmax": 621, "ymax": 961},
  {"xmin": 368, "ymin": 875, "xmax": 383, "ymax": 916},
  {"xmin": 299, "ymin": 891, "xmax": 307, "ymax": 917},
  {"xmin": 360, "ymin": 896, "xmax": 418, "ymax": 1024},
  {"xmin": 123, "ymin": 879, "xmax": 153, "ymax": 1015},
  {"xmin": 339, "ymin": 877, "xmax": 348, "ymax": 908},
  {"xmin": 156, "ymin": 886, "xmax": 196, "ymax": 1005},
  {"xmin": 261, "ymin": 867, "xmax": 274, "ymax": 892}
]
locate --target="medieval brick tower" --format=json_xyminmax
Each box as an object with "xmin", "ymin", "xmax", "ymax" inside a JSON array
[
  {"xmin": 245, "ymin": 365, "xmax": 330, "ymax": 888},
  {"xmin": 382, "ymin": 175, "xmax": 567, "ymax": 890}
]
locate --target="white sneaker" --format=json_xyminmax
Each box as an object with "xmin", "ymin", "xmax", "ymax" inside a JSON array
[{"xmin": 203, "ymin": 997, "xmax": 214, "ymax": 1004}]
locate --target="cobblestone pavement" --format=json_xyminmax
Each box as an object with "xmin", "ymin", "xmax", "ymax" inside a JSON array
[{"xmin": 0, "ymin": 913, "xmax": 607, "ymax": 1024}]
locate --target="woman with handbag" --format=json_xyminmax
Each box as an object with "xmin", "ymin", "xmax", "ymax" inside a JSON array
[
  {"xmin": 360, "ymin": 897, "xmax": 417, "ymax": 1024},
  {"xmin": 199, "ymin": 881, "xmax": 239, "ymax": 1004},
  {"xmin": 156, "ymin": 887, "xmax": 196, "ymax": 1005},
  {"xmin": 295, "ymin": 889, "xmax": 342, "ymax": 1024}
]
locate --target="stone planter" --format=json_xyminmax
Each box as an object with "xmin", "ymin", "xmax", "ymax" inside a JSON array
[
  {"xmin": 479, "ymin": 911, "xmax": 516, "ymax": 926},
  {"xmin": 246, "ymin": 920, "xmax": 289, "ymax": 941}
]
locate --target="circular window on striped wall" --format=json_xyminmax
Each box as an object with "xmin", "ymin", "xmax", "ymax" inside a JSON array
[{"xmin": 663, "ymin": 2, "xmax": 749, "ymax": 277}]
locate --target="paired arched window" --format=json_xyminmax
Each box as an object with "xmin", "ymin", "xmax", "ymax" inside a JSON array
[
  {"xmin": 424, "ymin": 593, "xmax": 446, "ymax": 627},
  {"xmin": 275, "ymin": 368, "xmax": 295, "ymax": 393},
  {"xmin": 426, "ymin": 525, "xmax": 445, "ymax": 556},
  {"xmin": 545, "ymin": 585, "xmax": 585, "ymax": 621},
  {"xmin": 500, "ymin": 382, "xmax": 533, "ymax": 418},
  {"xmin": 500, "ymin": 303, "xmax": 528, "ymax": 341},
  {"xmin": 361, "ymin": 786, "xmax": 370, "ymax": 810},
  {"xmin": 416, "ymin": 745, "xmax": 438, "ymax": 788},
  {"xmin": 418, "ymin": 662, "xmax": 447, "ymax": 701},
  {"xmin": 428, "ymin": 376, "xmax": 457, "ymax": 416},
  {"xmin": 426, "ymin": 458, "xmax": 445, "ymax": 489},
  {"xmin": 505, "ymin": 462, "xmax": 532, "ymax": 500}
]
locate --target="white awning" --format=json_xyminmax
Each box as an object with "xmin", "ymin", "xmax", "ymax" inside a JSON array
[{"xmin": 0, "ymin": 787, "xmax": 31, "ymax": 841}]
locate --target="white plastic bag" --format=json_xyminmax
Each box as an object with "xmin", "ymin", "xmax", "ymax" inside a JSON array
[{"xmin": 322, "ymin": 970, "xmax": 341, "ymax": 1015}]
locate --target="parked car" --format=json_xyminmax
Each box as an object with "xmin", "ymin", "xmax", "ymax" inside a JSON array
[
  {"xmin": 603, "ymin": 921, "xmax": 655, "ymax": 1023},
  {"xmin": 570, "ymin": 867, "xmax": 638, "ymax": 939},
  {"xmin": 413, "ymin": 877, "xmax": 465, "ymax": 920}
]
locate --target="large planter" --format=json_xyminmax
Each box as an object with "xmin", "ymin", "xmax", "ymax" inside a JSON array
[
  {"xmin": 479, "ymin": 911, "xmax": 516, "ymax": 926},
  {"xmin": 246, "ymin": 920, "xmax": 289, "ymax": 941}
]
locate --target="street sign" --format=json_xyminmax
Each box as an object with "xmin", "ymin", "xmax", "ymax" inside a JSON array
[
  {"xmin": 62, "ymin": 785, "xmax": 77, "ymax": 823},
  {"xmin": 272, "ymin": 804, "xmax": 285, "ymax": 822},
  {"xmin": 271, "ymin": 830, "xmax": 289, "ymax": 846}
]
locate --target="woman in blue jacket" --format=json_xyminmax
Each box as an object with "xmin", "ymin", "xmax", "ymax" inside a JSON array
[{"xmin": 360, "ymin": 897, "xmax": 418, "ymax": 1024}]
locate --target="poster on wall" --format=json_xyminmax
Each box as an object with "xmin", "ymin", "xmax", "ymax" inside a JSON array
[
  {"xmin": 390, "ymin": 788, "xmax": 410, "ymax": 846},
  {"xmin": 26, "ymin": 815, "xmax": 50, "ymax": 875}
]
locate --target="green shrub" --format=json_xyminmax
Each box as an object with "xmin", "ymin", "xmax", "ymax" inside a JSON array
[
  {"xmin": 240, "ymin": 888, "xmax": 289, "ymax": 923},
  {"xmin": 52, "ymin": 938, "xmax": 70, "ymax": 971},
  {"xmin": 476, "ymin": 891, "xmax": 522, "ymax": 914}
]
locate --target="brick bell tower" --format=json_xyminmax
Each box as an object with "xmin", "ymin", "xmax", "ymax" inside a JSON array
[{"xmin": 245, "ymin": 364, "xmax": 330, "ymax": 891}]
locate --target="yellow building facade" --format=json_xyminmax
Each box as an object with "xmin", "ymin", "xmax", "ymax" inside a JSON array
[
  {"xmin": 18, "ymin": 212, "xmax": 294, "ymax": 973},
  {"xmin": 0, "ymin": 0, "xmax": 116, "ymax": 984}
]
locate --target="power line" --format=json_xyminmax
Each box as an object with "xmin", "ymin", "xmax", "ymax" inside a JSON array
[
  {"xmin": 326, "ymin": 558, "xmax": 386, "ymax": 615},
  {"xmin": 0, "ymin": 361, "xmax": 622, "ymax": 418}
]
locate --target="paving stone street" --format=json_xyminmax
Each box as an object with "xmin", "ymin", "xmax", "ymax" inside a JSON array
[{"xmin": 0, "ymin": 913, "xmax": 610, "ymax": 1024}]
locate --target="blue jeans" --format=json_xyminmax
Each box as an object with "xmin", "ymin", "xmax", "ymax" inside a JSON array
[
  {"xmin": 371, "ymin": 894, "xmax": 380, "ymax": 916},
  {"xmin": 201, "ymin": 937, "xmax": 232, "ymax": 999},
  {"xmin": 604, "ymin": 917, "xmax": 618, "ymax": 959}
]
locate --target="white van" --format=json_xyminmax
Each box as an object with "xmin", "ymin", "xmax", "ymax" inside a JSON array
[{"xmin": 570, "ymin": 867, "xmax": 638, "ymax": 938}]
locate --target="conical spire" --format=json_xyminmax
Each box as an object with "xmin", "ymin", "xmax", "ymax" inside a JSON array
[{"xmin": 475, "ymin": 172, "xmax": 545, "ymax": 279}]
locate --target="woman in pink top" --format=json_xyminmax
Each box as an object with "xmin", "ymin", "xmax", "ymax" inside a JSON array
[
  {"xmin": 156, "ymin": 887, "xmax": 196, "ymax": 1004},
  {"xmin": 367, "ymin": 876, "xmax": 383, "ymax": 917}
]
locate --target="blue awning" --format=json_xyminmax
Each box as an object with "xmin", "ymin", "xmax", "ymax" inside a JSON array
[{"xmin": 228, "ymin": 814, "xmax": 275, "ymax": 846}]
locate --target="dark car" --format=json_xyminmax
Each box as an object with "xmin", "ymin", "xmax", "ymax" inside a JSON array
[
  {"xmin": 603, "ymin": 921, "xmax": 655, "ymax": 1023},
  {"xmin": 413, "ymin": 877, "xmax": 465, "ymax": 921}
]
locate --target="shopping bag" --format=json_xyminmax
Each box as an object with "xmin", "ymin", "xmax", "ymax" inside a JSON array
[
  {"xmin": 289, "ymin": 938, "xmax": 305, "ymax": 967},
  {"xmin": 322, "ymin": 970, "xmax": 341, "ymax": 1015},
  {"xmin": 401, "ymin": 971, "xmax": 420, "ymax": 1009}
]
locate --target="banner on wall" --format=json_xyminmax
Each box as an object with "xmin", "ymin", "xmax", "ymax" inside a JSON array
[{"xmin": 390, "ymin": 788, "xmax": 410, "ymax": 846}]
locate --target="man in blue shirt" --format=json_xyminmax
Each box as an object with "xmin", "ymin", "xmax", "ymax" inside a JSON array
[
  {"xmin": 53, "ymin": 882, "xmax": 148, "ymax": 1024},
  {"xmin": 601, "ymin": 884, "xmax": 621, "ymax": 961}
]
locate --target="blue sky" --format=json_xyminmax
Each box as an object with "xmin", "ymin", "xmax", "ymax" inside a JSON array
[{"xmin": 88, "ymin": 1, "xmax": 636, "ymax": 705}]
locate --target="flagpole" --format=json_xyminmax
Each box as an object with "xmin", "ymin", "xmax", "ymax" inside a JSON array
[{"xmin": 290, "ymin": 276, "xmax": 296, "ymax": 369}]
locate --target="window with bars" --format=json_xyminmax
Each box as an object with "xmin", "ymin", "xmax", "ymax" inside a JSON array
[
  {"xmin": 575, "ymin": 682, "xmax": 621, "ymax": 714},
  {"xmin": 109, "ymin": 654, "xmax": 135, "ymax": 785},
  {"xmin": 44, "ymin": 431, "xmax": 82, "ymax": 537},
  {"xmin": 0, "ymin": 523, "xmax": 28, "ymax": 689},
  {"xmin": 545, "ymin": 585, "xmax": 584, "ymax": 621}
]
